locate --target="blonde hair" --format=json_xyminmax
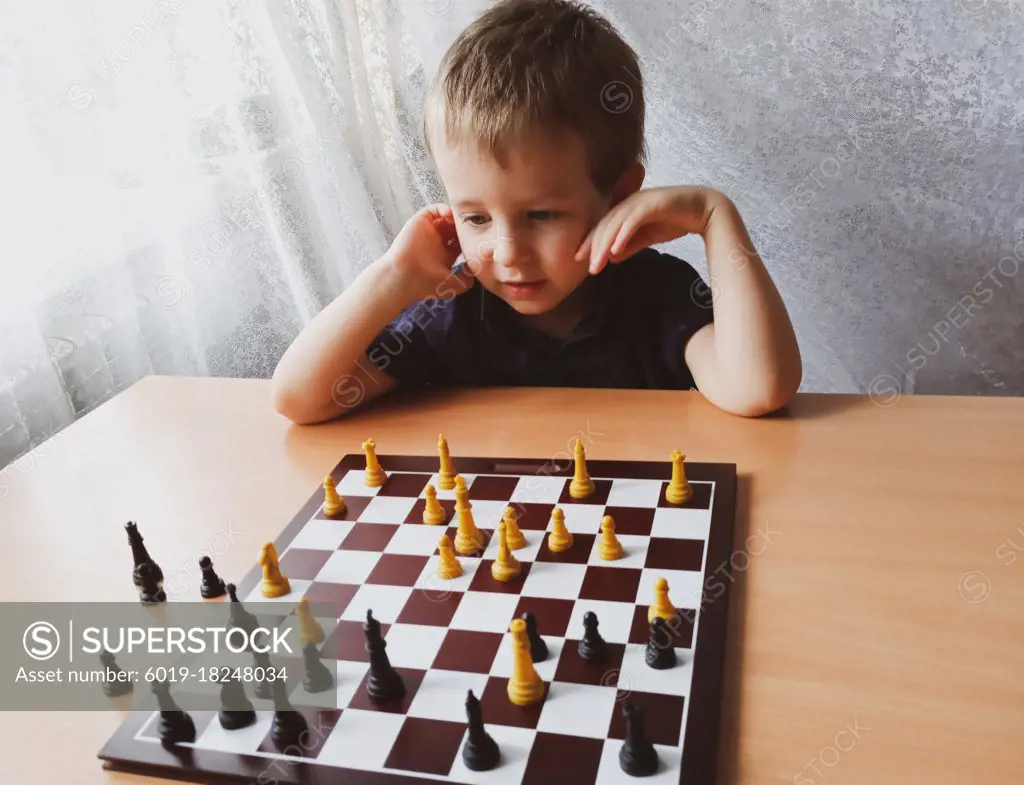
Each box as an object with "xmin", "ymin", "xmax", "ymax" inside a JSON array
[{"xmin": 423, "ymin": 0, "xmax": 646, "ymax": 194}]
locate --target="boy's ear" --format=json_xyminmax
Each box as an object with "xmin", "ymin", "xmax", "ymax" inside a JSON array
[{"xmin": 608, "ymin": 161, "xmax": 646, "ymax": 206}]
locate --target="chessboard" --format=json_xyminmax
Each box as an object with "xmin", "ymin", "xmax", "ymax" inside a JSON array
[{"xmin": 99, "ymin": 436, "xmax": 737, "ymax": 785}]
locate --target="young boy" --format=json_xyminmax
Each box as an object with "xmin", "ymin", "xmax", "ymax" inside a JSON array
[{"xmin": 272, "ymin": 0, "xmax": 801, "ymax": 424}]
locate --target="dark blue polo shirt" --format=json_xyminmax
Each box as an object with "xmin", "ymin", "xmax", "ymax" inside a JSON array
[{"xmin": 364, "ymin": 248, "xmax": 714, "ymax": 390}]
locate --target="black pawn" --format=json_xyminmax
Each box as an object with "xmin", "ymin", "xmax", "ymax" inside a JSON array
[
  {"xmin": 462, "ymin": 689, "xmax": 500, "ymax": 771},
  {"xmin": 645, "ymin": 617, "xmax": 677, "ymax": 670},
  {"xmin": 98, "ymin": 650, "xmax": 133, "ymax": 697},
  {"xmin": 152, "ymin": 680, "xmax": 196, "ymax": 745},
  {"xmin": 364, "ymin": 609, "xmax": 405, "ymax": 702},
  {"xmin": 578, "ymin": 611, "xmax": 607, "ymax": 662},
  {"xmin": 199, "ymin": 556, "xmax": 226, "ymax": 599},
  {"xmin": 269, "ymin": 679, "xmax": 309, "ymax": 750},
  {"xmin": 218, "ymin": 675, "xmax": 256, "ymax": 730},
  {"xmin": 302, "ymin": 643, "xmax": 334, "ymax": 693},
  {"xmin": 522, "ymin": 612, "xmax": 548, "ymax": 662},
  {"xmin": 619, "ymin": 702, "xmax": 659, "ymax": 777}
]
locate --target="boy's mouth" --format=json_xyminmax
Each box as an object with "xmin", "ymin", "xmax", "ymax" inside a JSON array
[{"xmin": 501, "ymin": 280, "xmax": 546, "ymax": 300}]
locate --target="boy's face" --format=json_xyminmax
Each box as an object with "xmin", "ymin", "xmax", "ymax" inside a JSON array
[{"xmin": 433, "ymin": 127, "xmax": 635, "ymax": 317}]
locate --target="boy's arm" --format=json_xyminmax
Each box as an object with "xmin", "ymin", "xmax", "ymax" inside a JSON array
[{"xmin": 683, "ymin": 194, "xmax": 802, "ymax": 416}]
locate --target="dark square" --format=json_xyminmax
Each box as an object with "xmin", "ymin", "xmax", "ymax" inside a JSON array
[
  {"xmin": 322, "ymin": 619, "xmax": 387, "ymax": 662},
  {"xmin": 405, "ymin": 498, "xmax": 456, "ymax": 525},
  {"xmin": 339, "ymin": 523, "xmax": 399, "ymax": 551},
  {"xmin": 501, "ymin": 502, "xmax": 557, "ymax": 531},
  {"xmin": 301, "ymin": 582, "xmax": 360, "ymax": 619},
  {"xmin": 366, "ymin": 554, "xmax": 431, "ymax": 587},
  {"xmin": 604, "ymin": 506, "xmax": 656, "ymax": 536},
  {"xmin": 480, "ymin": 676, "xmax": 547, "ymax": 728},
  {"xmin": 628, "ymin": 604, "xmax": 695, "ymax": 649},
  {"xmin": 645, "ymin": 538, "xmax": 705, "ymax": 571},
  {"xmin": 553, "ymin": 641, "xmax": 626, "ymax": 686},
  {"xmin": 579, "ymin": 566, "xmax": 642, "ymax": 603},
  {"xmin": 607, "ymin": 691, "xmax": 685, "ymax": 747},
  {"xmin": 469, "ymin": 560, "xmax": 532, "ymax": 594},
  {"xmin": 377, "ymin": 472, "xmax": 432, "ymax": 497},
  {"xmin": 523, "ymin": 731, "xmax": 604, "ymax": 785},
  {"xmin": 513, "ymin": 596, "xmax": 576, "ymax": 637},
  {"xmin": 659, "ymin": 481, "xmax": 712, "ymax": 509},
  {"xmin": 535, "ymin": 533, "xmax": 596, "ymax": 565},
  {"xmin": 348, "ymin": 667, "xmax": 426, "ymax": 714},
  {"xmin": 258, "ymin": 709, "xmax": 341, "ymax": 757},
  {"xmin": 384, "ymin": 716, "xmax": 466, "ymax": 776},
  {"xmin": 467, "ymin": 475, "xmax": 520, "ymax": 500},
  {"xmin": 315, "ymin": 495, "xmax": 371, "ymax": 521},
  {"xmin": 557, "ymin": 479, "xmax": 612, "ymax": 505},
  {"xmin": 395, "ymin": 588, "xmax": 464, "ymax": 627},
  {"xmin": 433, "ymin": 630, "xmax": 503, "ymax": 673},
  {"xmin": 279, "ymin": 548, "xmax": 333, "ymax": 580}
]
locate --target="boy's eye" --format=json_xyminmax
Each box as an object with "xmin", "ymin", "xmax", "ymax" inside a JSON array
[
  {"xmin": 462, "ymin": 215, "xmax": 488, "ymax": 226},
  {"xmin": 529, "ymin": 211, "xmax": 559, "ymax": 221}
]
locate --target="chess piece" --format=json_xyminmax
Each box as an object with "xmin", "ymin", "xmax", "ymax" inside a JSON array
[
  {"xmin": 437, "ymin": 534, "xmax": 463, "ymax": 579},
  {"xmin": 648, "ymin": 576, "xmax": 678, "ymax": 624},
  {"xmin": 666, "ymin": 449, "xmax": 692, "ymax": 504},
  {"xmin": 645, "ymin": 616, "xmax": 677, "ymax": 670},
  {"xmin": 438, "ymin": 433, "xmax": 456, "ymax": 491},
  {"xmin": 578, "ymin": 610, "xmax": 607, "ymax": 662},
  {"xmin": 98, "ymin": 650, "xmax": 133, "ymax": 697},
  {"xmin": 454, "ymin": 486, "xmax": 486, "ymax": 554},
  {"xmin": 502, "ymin": 506, "xmax": 526, "ymax": 550},
  {"xmin": 226, "ymin": 583, "xmax": 259, "ymax": 639},
  {"xmin": 423, "ymin": 484, "xmax": 447, "ymax": 525},
  {"xmin": 619, "ymin": 702, "xmax": 659, "ymax": 776},
  {"xmin": 462, "ymin": 689, "xmax": 500, "ymax": 771},
  {"xmin": 260, "ymin": 542, "xmax": 290, "ymax": 598},
  {"xmin": 199, "ymin": 555, "xmax": 226, "ymax": 599},
  {"xmin": 364, "ymin": 610, "xmax": 405, "ymax": 702},
  {"xmin": 125, "ymin": 522, "xmax": 165, "ymax": 605},
  {"xmin": 302, "ymin": 642, "xmax": 335, "ymax": 693},
  {"xmin": 506, "ymin": 618, "xmax": 544, "ymax": 706},
  {"xmin": 250, "ymin": 647, "xmax": 275, "ymax": 700},
  {"xmin": 522, "ymin": 611, "xmax": 548, "ymax": 662},
  {"xmin": 598, "ymin": 515, "xmax": 624, "ymax": 560},
  {"xmin": 363, "ymin": 438, "xmax": 386, "ymax": 486},
  {"xmin": 569, "ymin": 436, "xmax": 595, "ymax": 499},
  {"xmin": 547, "ymin": 507, "xmax": 573, "ymax": 552},
  {"xmin": 490, "ymin": 522, "xmax": 521, "ymax": 582},
  {"xmin": 296, "ymin": 597, "xmax": 325, "ymax": 645},
  {"xmin": 322, "ymin": 475, "xmax": 346, "ymax": 517},
  {"xmin": 269, "ymin": 678, "xmax": 309, "ymax": 750},
  {"xmin": 218, "ymin": 674, "xmax": 256, "ymax": 730},
  {"xmin": 152, "ymin": 680, "xmax": 196, "ymax": 745},
  {"xmin": 454, "ymin": 474, "xmax": 470, "ymax": 507}
]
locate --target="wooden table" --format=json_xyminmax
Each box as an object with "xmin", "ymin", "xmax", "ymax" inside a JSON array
[{"xmin": 1, "ymin": 376, "xmax": 1022, "ymax": 784}]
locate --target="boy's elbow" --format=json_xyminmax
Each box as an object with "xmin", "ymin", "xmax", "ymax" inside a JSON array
[
  {"xmin": 271, "ymin": 377, "xmax": 335, "ymax": 425},
  {"xmin": 731, "ymin": 362, "xmax": 802, "ymax": 417}
]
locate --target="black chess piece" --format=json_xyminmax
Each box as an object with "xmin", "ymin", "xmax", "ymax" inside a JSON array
[
  {"xmin": 364, "ymin": 609, "xmax": 405, "ymax": 702},
  {"xmin": 522, "ymin": 612, "xmax": 548, "ymax": 662},
  {"xmin": 645, "ymin": 616, "xmax": 677, "ymax": 670},
  {"xmin": 250, "ymin": 648, "xmax": 275, "ymax": 701},
  {"xmin": 578, "ymin": 610, "xmax": 607, "ymax": 662},
  {"xmin": 199, "ymin": 556, "xmax": 227, "ymax": 599},
  {"xmin": 126, "ymin": 522, "xmax": 165, "ymax": 605},
  {"xmin": 218, "ymin": 674, "xmax": 256, "ymax": 730},
  {"xmin": 152, "ymin": 679, "xmax": 196, "ymax": 745},
  {"xmin": 302, "ymin": 643, "xmax": 334, "ymax": 693},
  {"xmin": 462, "ymin": 689, "xmax": 500, "ymax": 771},
  {"xmin": 98, "ymin": 649, "xmax": 133, "ymax": 697},
  {"xmin": 226, "ymin": 583, "xmax": 259, "ymax": 639},
  {"xmin": 619, "ymin": 702, "xmax": 659, "ymax": 776},
  {"xmin": 270, "ymin": 678, "xmax": 309, "ymax": 750}
]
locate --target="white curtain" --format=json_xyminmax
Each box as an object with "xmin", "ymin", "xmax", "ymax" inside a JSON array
[{"xmin": 1, "ymin": 0, "xmax": 1021, "ymax": 469}]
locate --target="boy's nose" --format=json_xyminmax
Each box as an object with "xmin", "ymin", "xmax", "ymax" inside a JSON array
[{"xmin": 491, "ymin": 230, "xmax": 526, "ymax": 268}]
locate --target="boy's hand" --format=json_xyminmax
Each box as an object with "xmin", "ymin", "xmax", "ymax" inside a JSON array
[
  {"xmin": 380, "ymin": 203, "xmax": 476, "ymax": 303},
  {"xmin": 576, "ymin": 186, "xmax": 726, "ymax": 275}
]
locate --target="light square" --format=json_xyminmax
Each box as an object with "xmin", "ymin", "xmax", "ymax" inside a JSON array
[
  {"xmin": 333, "ymin": 659, "xmax": 371, "ymax": 708},
  {"xmin": 382, "ymin": 623, "xmax": 448, "ymax": 669},
  {"xmin": 385, "ymin": 524, "xmax": 448, "ymax": 556},
  {"xmin": 421, "ymin": 473, "xmax": 477, "ymax": 500},
  {"xmin": 605, "ymin": 478, "xmax": 663, "ymax": 508},
  {"xmin": 650, "ymin": 507, "xmax": 712, "ymax": 540},
  {"xmin": 489, "ymin": 634, "xmax": 563, "ymax": 682},
  {"xmin": 412, "ymin": 554, "xmax": 481, "ymax": 594},
  {"xmin": 510, "ymin": 475, "xmax": 567, "ymax": 504},
  {"xmin": 339, "ymin": 583, "xmax": 413, "ymax": 624},
  {"xmin": 289, "ymin": 520, "xmax": 354, "ymax": 551},
  {"xmin": 595, "ymin": 739, "xmax": 682, "ymax": 784},
  {"xmin": 618, "ymin": 642, "xmax": 693, "ymax": 699},
  {"xmin": 358, "ymin": 495, "xmax": 418, "ymax": 524},
  {"xmin": 315, "ymin": 549, "xmax": 383, "ymax": 585},
  {"xmin": 586, "ymin": 534, "xmax": 651, "ymax": 570},
  {"xmin": 336, "ymin": 470, "xmax": 383, "ymax": 497},
  {"xmin": 467, "ymin": 499, "xmax": 509, "ymax": 530},
  {"xmin": 448, "ymin": 725, "xmax": 537, "ymax": 785},
  {"xmin": 520, "ymin": 562, "xmax": 587, "ymax": 600},
  {"xmin": 449, "ymin": 591, "xmax": 522, "ymax": 634},
  {"xmin": 636, "ymin": 568, "xmax": 706, "ymax": 611},
  {"xmin": 316, "ymin": 708, "xmax": 405, "ymax": 770},
  {"xmin": 538, "ymin": 682, "xmax": 618, "ymax": 739},
  {"xmin": 567, "ymin": 599, "xmax": 636, "ymax": 644},
  {"xmin": 561, "ymin": 504, "xmax": 606, "ymax": 534},
  {"xmin": 192, "ymin": 711, "xmax": 273, "ymax": 754},
  {"xmin": 406, "ymin": 669, "xmax": 490, "ymax": 722}
]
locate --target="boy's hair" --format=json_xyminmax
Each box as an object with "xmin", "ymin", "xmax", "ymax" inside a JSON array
[{"xmin": 423, "ymin": 0, "xmax": 646, "ymax": 194}]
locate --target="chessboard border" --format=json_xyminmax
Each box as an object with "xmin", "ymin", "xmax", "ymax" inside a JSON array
[{"xmin": 99, "ymin": 453, "xmax": 737, "ymax": 785}]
